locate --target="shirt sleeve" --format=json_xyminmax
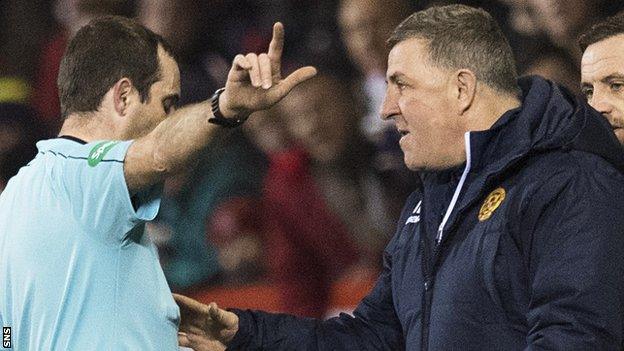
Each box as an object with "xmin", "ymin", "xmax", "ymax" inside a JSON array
[{"xmin": 58, "ymin": 140, "xmax": 161, "ymax": 241}]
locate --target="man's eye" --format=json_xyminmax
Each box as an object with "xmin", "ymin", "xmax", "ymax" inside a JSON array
[
  {"xmin": 582, "ymin": 87, "xmax": 593, "ymax": 100},
  {"xmin": 163, "ymin": 101, "xmax": 176, "ymax": 114},
  {"xmin": 610, "ymin": 82, "xmax": 624, "ymax": 92}
]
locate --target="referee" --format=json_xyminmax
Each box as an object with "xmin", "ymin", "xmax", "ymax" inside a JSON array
[{"xmin": 0, "ymin": 16, "xmax": 315, "ymax": 350}]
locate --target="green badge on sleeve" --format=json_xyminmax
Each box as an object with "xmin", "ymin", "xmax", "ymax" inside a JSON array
[{"xmin": 88, "ymin": 141, "xmax": 120, "ymax": 167}]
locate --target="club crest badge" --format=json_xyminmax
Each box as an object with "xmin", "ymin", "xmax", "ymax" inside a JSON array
[{"xmin": 478, "ymin": 187, "xmax": 506, "ymax": 221}]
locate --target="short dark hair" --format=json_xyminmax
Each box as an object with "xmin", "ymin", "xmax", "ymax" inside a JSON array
[
  {"xmin": 57, "ymin": 16, "xmax": 174, "ymax": 118},
  {"xmin": 387, "ymin": 4, "xmax": 518, "ymax": 95},
  {"xmin": 578, "ymin": 11, "xmax": 624, "ymax": 52}
]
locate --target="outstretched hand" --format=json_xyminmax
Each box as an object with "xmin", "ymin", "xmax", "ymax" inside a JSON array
[
  {"xmin": 219, "ymin": 22, "xmax": 317, "ymax": 119},
  {"xmin": 174, "ymin": 293, "xmax": 239, "ymax": 351}
]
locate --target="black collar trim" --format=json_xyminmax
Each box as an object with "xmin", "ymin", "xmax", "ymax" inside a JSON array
[{"xmin": 58, "ymin": 135, "xmax": 87, "ymax": 144}]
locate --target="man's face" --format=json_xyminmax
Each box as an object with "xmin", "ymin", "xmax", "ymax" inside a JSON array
[
  {"xmin": 381, "ymin": 38, "xmax": 466, "ymax": 171},
  {"xmin": 124, "ymin": 45, "xmax": 180, "ymax": 139},
  {"xmin": 581, "ymin": 34, "xmax": 624, "ymax": 145},
  {"xmin": 280, "ymin": 78, "xmax": 353, "ymax": 163},
  {"xmin": 338, "ymin": 0, "xmax": 396, "ymax": 75},
  {"xmin": 526, "ymin": 0, "xmax": 590, "ymax": 43}
]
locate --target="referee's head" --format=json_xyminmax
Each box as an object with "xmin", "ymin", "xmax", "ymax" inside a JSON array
[{"xmin": 57, "ymin": 16, "xmax": 181, "ymax": 139}]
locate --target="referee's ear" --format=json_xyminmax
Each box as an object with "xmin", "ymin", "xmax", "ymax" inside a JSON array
[{"xmin": 112, "ymin": 78, "xmax": 138, "ymax": 117}]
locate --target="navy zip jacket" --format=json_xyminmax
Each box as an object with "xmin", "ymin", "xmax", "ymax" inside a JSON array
[{"xmin": 227, "ymin": 76, "xmax": 624, "ymax": 350}]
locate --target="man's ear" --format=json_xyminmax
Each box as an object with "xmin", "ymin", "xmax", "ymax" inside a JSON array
[
  {"xmin": 451, "ymin": 69, "xmax": 477, "ymax": 116},
  {"xmin": 112, "ymin": 78, "xmax": 135, "ymax": 116}
]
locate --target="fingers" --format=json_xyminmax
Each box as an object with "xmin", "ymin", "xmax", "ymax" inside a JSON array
[
  {"xmin": 208, "ymin": 302, "xmax": 238, "ymax": 328},
  {"xmin": 268, "ymin": 22, "xmax": 284, "ymax": 78},
  {"xmin": 173, "ymin": 293, "xmax": 210, "ymax": 314},
  {"xmin": 228, "ymin": 53, "xmax": 274, "ymax": 89},
  {"xmin": 259, "ymin": 54, "xmax": 272, "ymax": 89},
  {"xmin": 187, "ymin": 333, "xmax": 227, "ymax": 351},
  {"xmin": 246, "ymin": 53, "xmax": 262, "ymax": 88},
  {"xmin": 274, "ymin": 66, "xmax": 318, "ymax": 98},
  {"xmin": 228, "ymin": 54, "xmax": 252, "ymax": 82},
  {"xmin": 178, "ymin": 332, "xmax": 191, "ymax": 348},
  {"xmin": 179, "ymin": 332, "xmax": 226, "ymax": 351},
  {"xmin": 208, "ymin": 303, "xmax": 224, "ymax": 323}
]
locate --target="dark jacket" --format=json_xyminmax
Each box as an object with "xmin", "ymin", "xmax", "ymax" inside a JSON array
[{"xmin": 227, "ymin": 76, "xmax": 624, "ymax": 350}]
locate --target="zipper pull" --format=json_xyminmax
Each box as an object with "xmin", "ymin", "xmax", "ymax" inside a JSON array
[{"xmin": 436, "ymin": 228, "xmax": 443, "ymax": 245}]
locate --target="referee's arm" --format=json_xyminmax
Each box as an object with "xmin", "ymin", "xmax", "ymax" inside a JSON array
[{"xmin": 124, "ymin": 23, "xmax": 316, "ymax": 193}]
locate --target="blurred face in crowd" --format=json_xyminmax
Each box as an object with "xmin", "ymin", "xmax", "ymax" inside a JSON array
[
  {"xmin": 279, "ymin": 76, "xmax": 356, "ymax": 163},
  {"xmin": 581, "ymin": 34, "xmax": 624, "ymax": 145},
  {"xmin": 381, "ymin": 38, "xmax": 466, "ymax": 171},
  {"xmin": 338, "ymin": 0, "xmax": 405, "ymax": 75},
  {"xmin": 495, "ymin": 0, "xmax": 539, "ymax": 36},
  {"xmin": 525, "ymin": 0, "xmax": 593, "ymax": 43},
  {"xmin": 122, "ymin": 45, "xmax": 180, "ymax": 139},
  {"xmin": 138, "ymin": 0, "xmax": 202, "ymax": 55},
  {"xmin": 55, "ymin": 0, "xmax": 133, "ymax": 34}
]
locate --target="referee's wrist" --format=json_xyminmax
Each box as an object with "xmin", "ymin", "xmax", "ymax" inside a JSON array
[
  {"xmin": 208, "ymin": 88, "xmax": 249, "ymax": 128},
  {"xmin": 217, "ymin": 89, "xmax": 239, "ymax": 120}
]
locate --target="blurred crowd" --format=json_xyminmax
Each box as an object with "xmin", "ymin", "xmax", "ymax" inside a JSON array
[{"xmin": 2, "ymin": 0, "xmax": 623, "ymax": 317}]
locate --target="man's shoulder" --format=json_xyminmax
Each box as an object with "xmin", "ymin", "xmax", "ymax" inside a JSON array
[
  {"xmin": 508, "ymin": 149, "xmax": 624, "ymax": 214},
  {"xmin": 518, "ymin": 148, "xmax": 624, "ymax": 185},
  {"xmin": 36, "ymin": 139, "xmax": 129, "ymax": 166}
]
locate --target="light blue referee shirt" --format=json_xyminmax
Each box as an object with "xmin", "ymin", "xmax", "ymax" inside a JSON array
[{"xmin": 0, "ymin": 137, "xmax": 180, "ymax": 350}]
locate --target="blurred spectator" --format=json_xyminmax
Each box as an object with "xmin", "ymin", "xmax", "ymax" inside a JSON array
[
  {"xmin": 0, "ymin": 0, "xmax": 54, "ymax": 82},
  {"xmin": 524, "ymin": 47, "xmax": 580, "ymax": 92},
  {"xmin": 521, "ymin": 0, "xmax": 603, "ymax": 93},
  {"xmin": 338, "ymin": 0, "xmax": 419, "ymax": 205},
  {"xmin": 525, "ymin": 0, "xmax": 601, "ymax": 52},
  {"xmin": 498, "ymin": 0, "xmax": 624, "ymax": 93},
  {"xmin": 139, "ymin": 0, "xmax": 270, "ymax": 291},
  {"xmin": 207, "ymin": 197, "xmax": 266, "ymax": 285},
  {"xmin": 138, "ymin": 0, "xmax": 224, "ymax": 104},
  {"xmin": 338, "ymin": 0, "xmax": 408, "ymax": 140},
  {"xmin": 0, "ymin": 103, "xmax": 42, "ymax": 193},
  {"xmin": 496, "ymin": 0, "xmax": 540, "ymax": 37},
  {"xmin": 149, "ymin": 130, "xmax": 268, "ymax": 291},
  {"xmin": 278, "ymin": 75, "xmax": 398, "ymax": 253},
  {"xmin": 244, "ymin": 74, "xmax": 400, "ymax": 317},
  {"xmin": 0, "ymin": 77, "xmax": 31, "ymax": 107},
  {"xmin": 32, "ymin": 0, "xmax": 135, "ymax": 134}
]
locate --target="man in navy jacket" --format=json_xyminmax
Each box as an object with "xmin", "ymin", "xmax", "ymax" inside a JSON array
[
  {"xmin": 175, "ymin": 5, "xmax": 624, "ymax": 350},
  {"xmin": 580, "ymin": 11, "xmax": 624, "ymax": 146}
]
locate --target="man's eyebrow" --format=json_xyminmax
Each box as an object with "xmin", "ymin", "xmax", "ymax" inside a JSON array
[
  {"xmin": 162, "ymin": 94, "xmax": 180, "ymax": 104},
  {"xmin": 387, "ymin": 73, "xmax": 406, "ymax": 84},
  {"xmin": 601, "ymin": 73, "xmax": 624, "ymax": 83},
  {"xmin": 580, "ymin": 82, "xmax": 593, "ymax": 89}
]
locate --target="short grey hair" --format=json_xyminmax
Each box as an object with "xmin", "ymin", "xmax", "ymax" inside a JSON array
[{"xmin": 388, "ymin": 4, "xmax": 518, "ymax": 95}]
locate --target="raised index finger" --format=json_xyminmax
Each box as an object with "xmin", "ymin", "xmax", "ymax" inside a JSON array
[{"xmin": 268, "ymin": 22, "xmax": 284, "ymax": 76}]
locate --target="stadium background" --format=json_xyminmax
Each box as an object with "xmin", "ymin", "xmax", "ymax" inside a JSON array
[{"xmin": 1, "ymin": 0, "xmax": 623, "ymax": 319}]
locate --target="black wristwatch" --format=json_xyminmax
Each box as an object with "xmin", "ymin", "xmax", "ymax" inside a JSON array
[{"xmin": 208, "ymin": 88, "xmax": 248, "ymax": 128}]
